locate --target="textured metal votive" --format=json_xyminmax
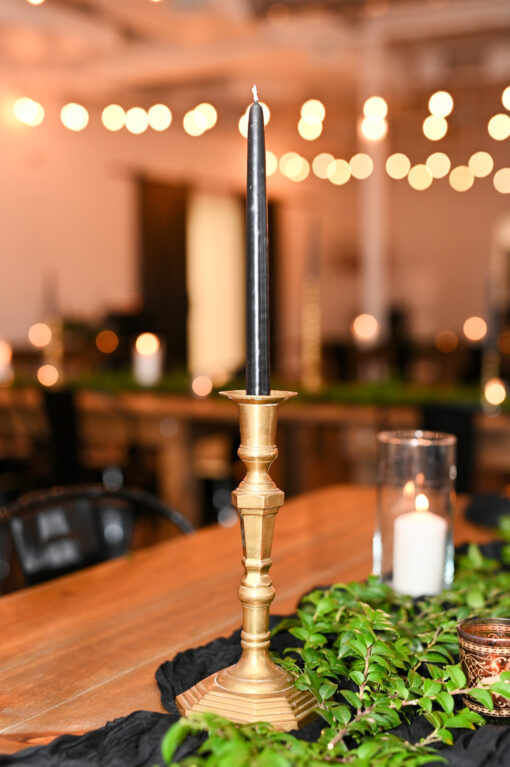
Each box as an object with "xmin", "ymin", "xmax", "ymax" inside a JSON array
[{"xmin": 458, "ymin": 618, "xmax": 510, "ymax": 717}]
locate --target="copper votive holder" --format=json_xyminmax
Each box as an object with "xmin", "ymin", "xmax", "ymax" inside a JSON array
[{"xmin": 458, "ymin": 618, "xmax": 510, "ymax": 717}]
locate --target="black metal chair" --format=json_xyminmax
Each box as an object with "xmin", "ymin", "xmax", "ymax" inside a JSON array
[{"xmin": 0, "ymin": 484, "xmax": 193, "ymax": 593}]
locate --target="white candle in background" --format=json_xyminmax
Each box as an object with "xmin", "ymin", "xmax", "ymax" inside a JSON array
[
  {"xmin": 132, "ymin": 332, "xmax": 163, "ymax": 386},
  {"xmin": 392, "ymin": 493, "xmax": 447, "ymax": 597}
]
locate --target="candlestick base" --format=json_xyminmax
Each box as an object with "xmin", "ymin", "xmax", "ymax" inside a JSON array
[{"xmin": 175, "ymin": 390, "xmax": 317, "ymax": 731}]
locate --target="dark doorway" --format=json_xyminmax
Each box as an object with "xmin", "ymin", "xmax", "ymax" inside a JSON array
[{"xmin": 138, "ymin": 179, "xmax": 188, "ymax": 368}]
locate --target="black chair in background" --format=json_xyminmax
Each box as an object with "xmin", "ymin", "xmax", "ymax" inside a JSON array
[
  {"xmin": 421, "ymin": 403, "xmax": 476, "ymax": 493},
  {"xmin": 0, "ymin": 484, "xmax": 193, "ymax": 593}
]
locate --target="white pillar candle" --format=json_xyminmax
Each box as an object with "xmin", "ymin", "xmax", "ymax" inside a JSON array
[
  {"xmin": 132, "ymin": 333, "xmax": 163, "ymax": 387},
  {"xmin": 392, "ymin": 501, "xmax": 447, "ymax": 597}
]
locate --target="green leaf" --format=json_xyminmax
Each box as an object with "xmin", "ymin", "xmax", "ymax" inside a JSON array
[
  {"xmin": 446, "ymin": 665, "xmax": 467, "ymax": 689},
  {"xmin": 341, "ymin": 689, "xmax": 362, "ymax": 709},
  {"xmin": 466, "ymin": 590, "xmax": 485, "ymax": 609},
  {"xmin": 436, "ymin": 691, "xmax": 455, "ymax": 713},
  {"xmin": 469, "ymin": 689, "xmax": 494, "ymax": 711},
  {"xmin": 489, "ymin": 681, "xmax": 510, "ymax": 700},
  {"xmin": 422, "ymin": 679, "xmax": 442, "ymax": 697},
  {"xmin": 436, "ymin": 728, "xmax": 454, "ymax": 745}
]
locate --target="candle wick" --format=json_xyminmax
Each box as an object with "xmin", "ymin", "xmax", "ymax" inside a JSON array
[{"xmin": 252, "ymin": 84, "xmax": 259, "ymax": 103}]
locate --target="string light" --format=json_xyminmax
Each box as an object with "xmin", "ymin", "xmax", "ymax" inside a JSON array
[
  {"xmin": 312, "ymin": 153, "xmax": 335, "ymax": 179},
  {"xmin": 488, "ymin": 114, "xmax": 510, "ymax": 141},
  {"xmin": 266, "ymin": 150, "xmax": 278, "ymax": 176},
  {"xmin": 428, "ymin": 91, "xmax": 454, "ymax": 117},
  {"xmin": 0, "ymin": 341, "xmax": 12, "ymax": 367},
  {"xmin": 349, "ymin": 153, "xmax": 373, "ymax": 179},
  {"xmin": 363, "ymin": 96, "xmax": 388, "ymax": 119},
  {"xmin": 191, "ymin": 375, "xmax": 213, "ymax": 397},
  {"xmin": 408, "ymin": 165, "xmax": 432, "ymax": 190},
  {"xmin": 13, "ymin": 97, "xmax": 44, "ymax": 127},
  {"xmin": 327, "ymin": 159, "xmax": 351, "ymax": 185},
  {"xmin": 484, "ymin": 378, "xmax": 506, "ymax": 407},
  {"xmin": 494, "ymin": 168, "xmax": 510, "ymax": 194},
  {"xmin": 468, "ymin": 151, "xmax": 493, "ymax": 178},
  {"xmin": 449, "ymin": 165, "xmax": 474, "ymax": 192},
  {"xmin": 503, "ymin": 86, "xmax": 510, "ymax": 111},
  {"xmin": 101, "ymin": 104, "xmax": 125, "ymax": 131},
  {"xmin": 195, "ymin": 103, "xmax": 217, "ymax": 130},
  {"xmin": 463, "ymin": 316, "xmax": 487, "ymax": 342},
  {"xmin": 298, "ymin": 119, "xmax": 322, "ymax": 140},
  {"xmin": 351, "ymin": 314, "xmax": 380, "ymax": 344},
  {"xmin": 37, "ymin": 364, "xmax": 59, "ymax": 387},
  {"xmin": 301, "ymin": 99, "xmax": 326, "ymax": 125},
  {"xmin": 28, "ymin": 323, "xmax": 52, "ymax": 348},
  {"xmin": 125, "ymin": 107, "xmax": 149, "ymax": 134},
  {"xmin": 147, "ymin": 104, "xmax": 172, "ymax": 131},
  {"xmin": 425, "ymin": 152, "xmax": 450, "ymax": 179},
  {"xmin": 60, "ymin": 103, "xmax": 89, "ymax": 131},
  {"xmin": 423, "ymin": 115, "xmax": 447, "ymax": 140},
  {"xmin": 135, "ymin": 333, "xmax": 160, "ymax": 355},
  {"xmin": 385, "ymin": 153, "xmax": 410, "ymax": 179},
  {"xmin": 27, "ymin": 0, "xmax": 45, "ymax": 5},
  {"xmin": 360, "ymin": 117, "xmax": 387, "ymax": 141},
  {"xmin": 279, "ymin": 152, "xmax": 309, "ymax": 182}
]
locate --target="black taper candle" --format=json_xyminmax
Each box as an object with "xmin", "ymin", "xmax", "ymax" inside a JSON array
[{"xmin": 246, "ymin": 86, "xmax": 270, "ymax": 395}]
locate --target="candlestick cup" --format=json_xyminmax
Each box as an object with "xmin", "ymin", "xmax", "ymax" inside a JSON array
[{"xmin": 373, "ymin": 430, "xmax": 456, "ymax": 597}]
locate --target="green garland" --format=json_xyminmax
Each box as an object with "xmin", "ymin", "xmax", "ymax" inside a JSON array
[{"xmin": 161, "ymin": 537, "xmax": 510, "ymax": 766}]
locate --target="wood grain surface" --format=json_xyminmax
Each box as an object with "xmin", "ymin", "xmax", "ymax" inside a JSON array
[{"xmin": 0, "ymin": 484, "xmax": 494, "ymax": 754}]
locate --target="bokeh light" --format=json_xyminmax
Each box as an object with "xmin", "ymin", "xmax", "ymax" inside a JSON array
[
  {"xmin": 351, "ymin": 313, "xmax": 380, "ymax": 344},
  {"xmin": 37, "ymin": 364, "xmax": 59, "ymax": 387},
  {"xmin": 298, "ymin": 119, "xmax": 322, "ymax": 140},
  {"xmin": 415, "ymin": 493, "xmax": 430, "ymax": 511},
  {"xmin": 148, "ymin": 104, "xmax": 172, "ymax": 131},
  {"xmin": 408, "ymin": 164, "xmax": 433, "ymax": 190},
  {"xmin": 349, "ymin": 153, "xmax": 373, "ymax": 179},
  {"xmin": 425, "ymin": 152, "xmax": 451, "ymax": 179},
  {"xmin": 360, "ymin": 117, "xmax": 388, "ymax": 141},
  {"xmin": 301, "ymin": 99, "xmax": 326, "ymax": 125},
  {"xmin": 60, "ymin": 103, "xmax": 89, "ymax": 131},
  {"xmin": 0, "ymin": 341, "xmax": 12, "ymax": 367},
  {"xmin": 488, "ymin": 113, "xmax": 510, "ymax": 141},
  {"xmin": 449, "ymin": 165, "xmax": 474, "ymax": 192},
  {"xmin": 135, "ymin": 333, "xmax": 160, "ymax": 356},
  {"xmin": 428, "ymin": 91, "xmax": 454, "ymax": 117},
  {"xmin": 327, "ymin": 158, "xmax": 351, "ymax": 186},
  {"xmin": 238, "ymin": 113, "xmax": 248, "ymax": 138},
  {"xmin": 503, "ymin": 86, "xmax": 510, "ymax": 111},
  {"xmin": 385, "ymin": 153, "xmax": 411, "ymax": 179},
  {"xmin": 195, "ymin": 103, "xmax": 217, "ymax": 130},
  {"xmin": 192, "ymin": 375, "xmax": 213, "ymax": 397},
  {"xmin": 468, "ymin": 151, "xmax": 493, "ymax": 178},
  {"xmin": 363, "ymin": 96, "xmax": 388, "ymax": 119},
  {"xmin": 463, "ymin": 316, "xmax": 487, "ymax": 342},
  {"xmin": 13, "ymin": 97, "xmax": 44, "ymax": 127},
  {"xmin": 312, "ymin": 152, "xmax": 335, "ymax": 179},
  {"xmin": 125, "ymin": 107, "xmax": 149, "ymax": 134},
  {"xmin": 494, "ymin": 168, "xmax": 510, "ymax": 194},
  {"xmin": 435, "ymin": 330, "xmax": 458, "ymax": 353},
  {"xmin": 423, "ymin": 115, "xmax": 448, "ymax": 140},
  {"xmin": 183, "ymin": 108, "xmax": 206, "ymax": 136},
  {"xmin": 101, "ymin": 104, "xmax": 125, "ymax": 132},
  {"xmin": 96, "ymin": 330, "xmax": 119, "ymax": 354},
  {"xmin": 484, "ymin": 377, "xmax": 506, "ymax": 407},
  {"xmin": 28, "ymin": 322, "xmax": 52, "ymax": 348},
  {"xmin": 265, "ymin": 150, "xmax": 278, "ymax": 176}
]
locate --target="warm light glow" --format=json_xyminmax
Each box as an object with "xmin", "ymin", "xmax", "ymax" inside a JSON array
[
  {"xmin": 428, "ymin": 91, "xmax": 454, "ymax": 117},
  {"xmin": 135, "ymin": 332, "xmax": 160, "ymax": 356},
  {"xmin": 327, "ymin": 158, "xmax": 351, "ymax": 186},
  {"xmin": 28, "ymin": 322, "xmax": 52, "ymax": 348},
  {"xmin": 488, "ymin": 113, "xmax": 510, "ymax": 141},
  {"xmin": 494, "ymin": 168, "xmax": 510, "ymax": 194},
  {"xmin": 363, "ymin": 96, "xmax": 388, "ymax": 119},
  {"xmin": 503, "ymin": 86, "xmax": 510, "ymax": 111},
  {"xmin": 238, "ymin": 113, "xmax": 248, "ymax": 138},
  {"xmin": 312, "ymin": 152, "xmax": 335, "ymax": 179},
  {"xmin": 485, "ymin": 378, "xmax": 506, "ymax": 407},
  {"xmin": 184, "ymin": 109, "xmax": 206, "ymax": 137},
  {"xmin": 403, "ymin": 480, "xmax": 415, "ymax": 498},
  {"xmin": 195, "ymin": 103, "xmax": 217, "ymax": 130},
  {"xmin": 360, "ymin": 117, "xmax": 388, "ymax": 141},
  {"xmin": 101, "ymin": 104, "xmax": 125, "ymax": 131},
  {"xmin": 301, "ymin": 99, "xmax": 326, "ymax": 125},
  {"xmin": 125, "ymin": 107, "xmax": 149, "ymax": 134},
  {"xmin": 298, "ymin": 118, "xmax": 322, "ymax": 140},
  {"xmin": 0, "ymin": 341, "xmax": 12, "ymax": 367},
  {"xmin": 351, "ymin": 313, "xmax": 380, "ymax": 343},
  {"xmin": 349, "ymin": 153, "xmax": 373, "ymax": 179},
  {"xmin": 260, "ymin": 102, "xmax": 271, "ymax": 126},
  {"xmin": 96, "ymin": 330, "xmax": 119, "ymax": 354},
  {"xmin": 449, "ymin": 165, "xmax": 474, "ymax": 192},
  {"xmin": 27, "ymin": 0, "xmax": 45, "ymax": 4},
  {"xmin": 13, "ymin": 97, "xmax": 45, "ymax": 127},
  {"xmin": 463, "ymin": 316, "xmax": 487, "ymax": 342},
  {"xmin": 435, "ymin": 329, "xmax": 458, "ymax": 353},
  {"xmin": 148, "ymin": 103, "xmax": 172, "ymax": 131},
  {"xmin": 60, "ymin": 103, "xmax": 89, "ymax": 132},
  {"xmin": 415, "ymin": 493, "xmax": 430, "ymax": 511},
  {"xmin": 37, "ymin": 364, "xmax": 59, "ymax": 387},
  {"xmin": 191, "ymin": 375, "xmax": 213, "ymax": 397},
  {"xmin": 385, "ymin": 153, "xmax": 411, "ymax": 179},
  {"xmin": 408, "ymin": 164, "xmax": 433, "ymax": 191},
  {"xmin": 266, "ymin": 150, "xmax": 278, "ymax": 176},
  {"xmin": 468, "ymin": 151, "xmax": 493, "ymax": 178},
  {"xmin": 426, "ymin": 152, "xmax": 451, "ymax": 179},
  {"xmin": 423, "ymin": 115, "xmax": 447, "ymax": 141},
  {"xmin": 279, "ymin": 152, "xmax": 309, "ymax": 181}
]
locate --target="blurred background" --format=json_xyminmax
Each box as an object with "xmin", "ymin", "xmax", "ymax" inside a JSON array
[{"xmin": 1, "ymin": 0, "xmax": 510, "ymax": 534}]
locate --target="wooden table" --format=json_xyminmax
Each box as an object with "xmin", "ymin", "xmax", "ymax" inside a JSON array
[{"xmin": 0, "ymin": 484, "xmax": 494, "ymax": 755}]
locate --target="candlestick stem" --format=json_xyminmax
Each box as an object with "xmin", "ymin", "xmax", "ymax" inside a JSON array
[{"xmin": 175, "ymin": 390, "xmax": 317, "ymax": 729}]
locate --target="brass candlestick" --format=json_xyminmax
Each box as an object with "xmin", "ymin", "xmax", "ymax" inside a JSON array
[{"xmin": 176, "ymin": 390, "xmax": 317, "ymax": 730}]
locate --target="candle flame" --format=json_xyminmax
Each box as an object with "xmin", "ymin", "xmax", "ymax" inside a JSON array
[
  {"xmin": 415, "ymin": 493, "xmax": 429, "ymax": 511},
  {"xmin": 252, "ymin": 85, "xmax": 259, "ymax": 103}
]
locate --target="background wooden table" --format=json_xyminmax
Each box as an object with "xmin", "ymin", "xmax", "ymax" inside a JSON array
[{"xmin": 0, "ymin": 484, "xmax": 494, "ymax": 755}]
